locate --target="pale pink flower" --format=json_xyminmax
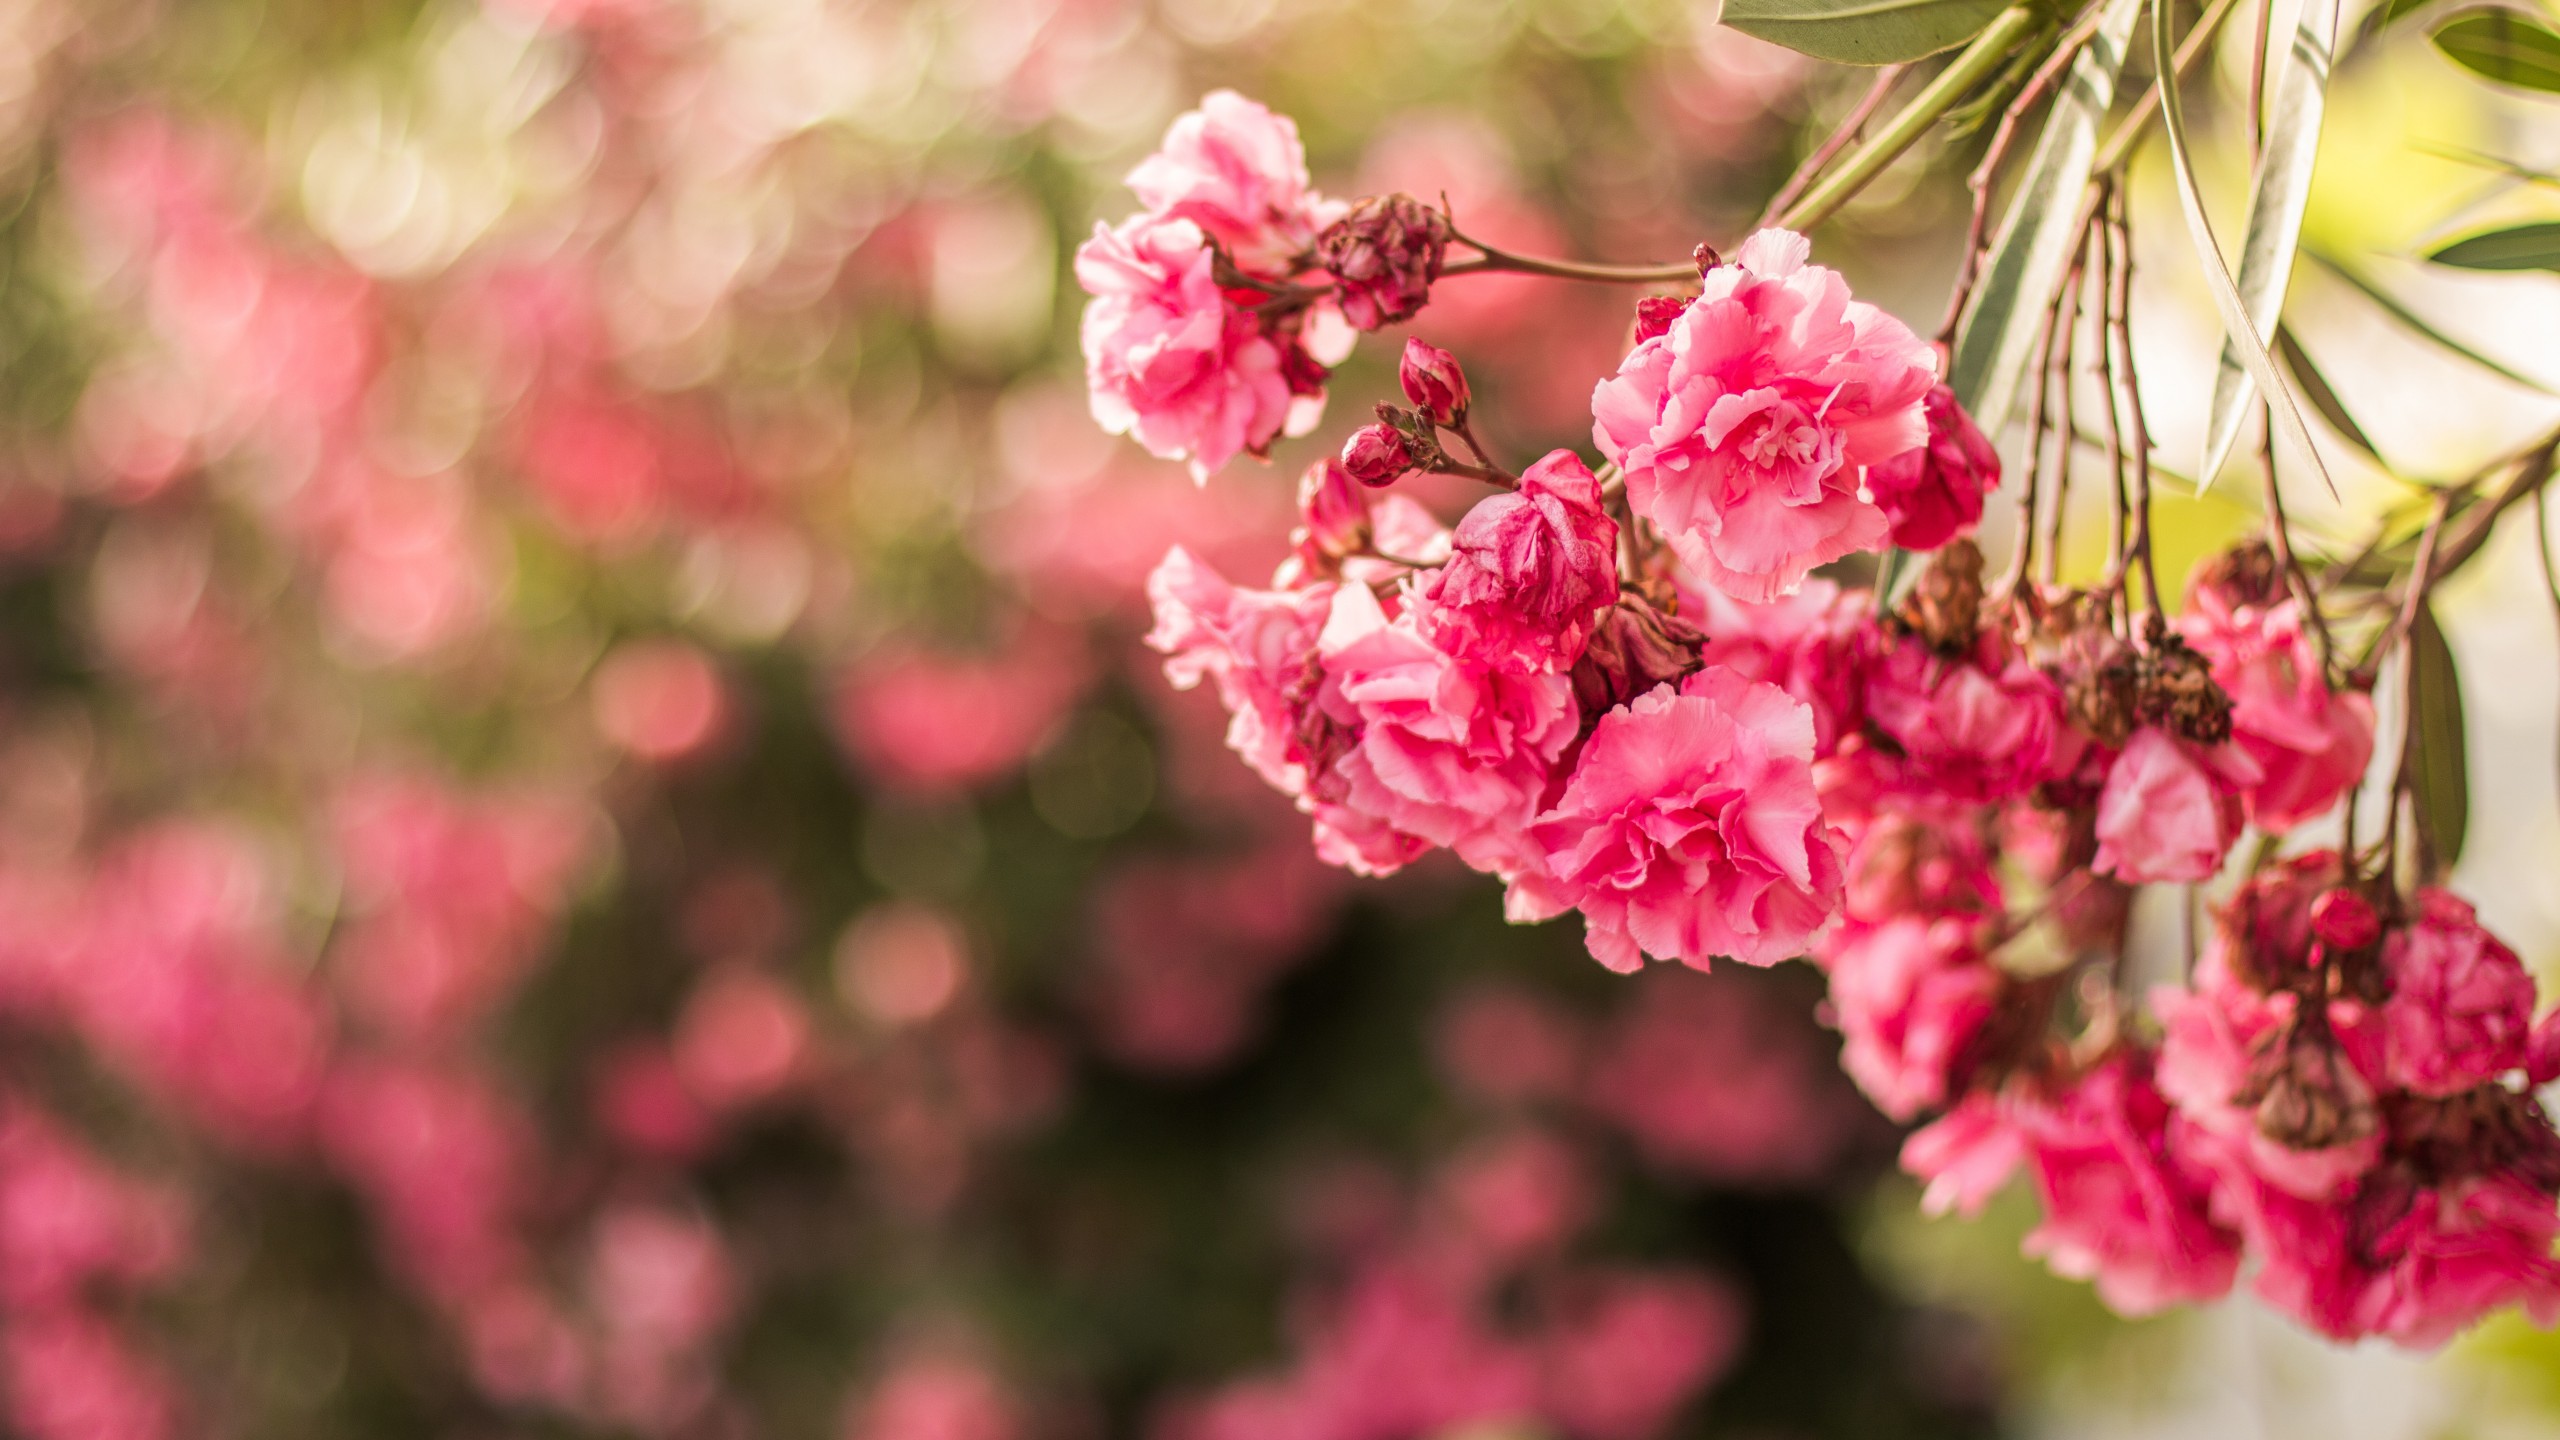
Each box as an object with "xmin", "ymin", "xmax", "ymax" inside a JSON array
[
  {"xmin": 1862, "ymin": 382, "xmax": 1999, "ymax": 552},
  {"xmin": 1535, "ymin": 1268, "xmax": 1744, "ymax": 1440},
  {"xmin": 1125, "ymin": 90, "xmax": 1334, "ymax": 276},
  {"xmin": 1147, "ymin": 546, "xmax": 1337, "ymax": 797},
  {"xmin": 2092, "ymin": 727, "xmax": 2258, "ymax": 884},
  {"xmin": 1316, "ymin": 582, "xmax": 1578, "ymax": 880},
  {"xmin": 2017, "ymin": 1052, "xmax": 2242, "ymax": 1316},
  {"xmin": 1077, "ymin": 215, "xmax": 1300, "ymax": 481},
  {"xmin": 1818, "ymin": 916, "xmax": 2002, "ymax": 1121},
  {"xmin": 2177, "ymin": 590, "xmax": 2375, "ymax": 832},
  {"xmin": 1590, "ymin": 229, "xmax": 1933, "ymax": 602},
  {"xmin": 1419, "ymin": 450, "xmax": 1619, "ymax": 674},
  {"xmin": 845, "ymin": 1352, "xmax": 1019, "ymax": 1440},
  {"xmin": 1901, "ymin": 1093, "xmax": 2029, "ymax": 1218},
  {"xmin": 2378, "ymin": 889, "xmax": 2536, "ymax": 1097},
  {"xmin": 1583, "ymin": 968, "xmax": 1855, "ymax": 1186},
  {"xmin": 1691, "ymin": 576, "xmax": 1870, "ymax": 755},
  {"xmin": 833, "ymin": 630, "xmax": 1090, "ymax": 793},
  {"xmin": 1530, "ymin": 667, "xmax": 1843, "ymax": 972},
  {"xmin": 1856, "ymin": 630, "xmax": 2062, "ymax": 806}
]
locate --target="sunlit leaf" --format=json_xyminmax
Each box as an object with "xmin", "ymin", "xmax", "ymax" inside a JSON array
[
  {"xmin": 2274, "ymin": 324, "xmax": 2382, "ymax": 464},
  {"xmin": 2152, "ymin": 0, "xmax": 2340, "ymax": 498},
  {"xmin": 1723, "ymin": 0, "xmax": 2014, "ymax": 63},
  {"xmin": 1948, "ymin": 0, "xmax": 2143, "ymax": 431},
  {"xmin": 2307, "ymin": 247, "xmax": 2560, "ymax": 392},
  {"xmin": 2201, "ymin": 0, "xmax": 2341, "ymax": 488},
  {"xmin": 2432, "ymin": 7, "xmax": 2560, "ymax": 92},
  {"xmin": 2427, "ymin": 220, "xmax": 2560, "ymax": 270},
  {"xmin": 2408, "ymin": 603, "xmax": 2470, "ymax": 869}
]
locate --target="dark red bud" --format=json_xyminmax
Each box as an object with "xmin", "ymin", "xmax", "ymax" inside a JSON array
[
  {"xmin": 1340, "ymin": 423, "xmax": 1414, "ymax": 487},
  {"xmin": 1397, "ymin": 339, "xmax": 1469, "ymax": 426},
  {"xmin": 2310, "ymin": 889, "xmax": 2382, "ymax": 953},
  {"xmin": 1633, "ymin": 295, "xmax": 1686, "ymax": 345}
]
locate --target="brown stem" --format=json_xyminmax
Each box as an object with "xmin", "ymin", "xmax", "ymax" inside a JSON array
[
  {"xmin": 1760, "ymin": 64, "xmax": 1910, "ymax": 231},
  {"xmin": 1441, "ymin": 231, "xmax": 1701, "ymax": 285},
  {"xmin": 2259, "ymin": 414, "xmax": 2336, "ymax": 671},
  {"xmin": 2096, "ymin": 198, "xmax": 2130, "ymax": 605},
  {"xmin": 1446, "ymin": 415, "xmax": 1517, "ymax": 485},
  {"xmin": 1938, "ymin": 3, "xmax": 2114, "ymax": 342},
  {"xmin": 2108, "ymin": 186, "xmax": 2159, "ymax": 620},
  {"xmin": 2043, "ymin": 244, "xmax": 2087, "ymax": 588}
]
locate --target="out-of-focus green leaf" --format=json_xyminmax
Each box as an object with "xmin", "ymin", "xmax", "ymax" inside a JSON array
[
  {"xmin": 1722, "ymin": 0, "xmax": 2013, "ymax": 66},
  {"xmin": 1948, "ymin": 0, "xmax": 2143, "ymax": 431},
  {"xmin": 2152, "ymin": 0, "xmax": 2339, "ymax": 498},
  {"xmin": 2274, "ymin": 324, "xmax": 2383, "ymax": 464},
  {"xmin": 2353, "ymin": 0, "xmax": 2446, "ymax": 49},
  {"xmin": 2308, "ymin": 247, "xmax": 2560, "ymax": 391},
  {"xmin": 2408, "ymin": 603, "xmax": 2470, "ymax": 869},
  {"xmin": 2427, "ymin": 221, "xmax": 2560, "ymax": 270},
  {"xmin": 2201, "ymin": 0, "xmax": 2341, "ymax": 488},
  {"xmin": 2432, "ymin": 8, "xmax": 2560, "ymax": 92}
]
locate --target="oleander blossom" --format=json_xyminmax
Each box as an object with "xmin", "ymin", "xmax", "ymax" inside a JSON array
[
  {"xmin": 1315, "ymin": 582, "xmax": 1578, "ymax": 882},
  {"xmin": 1145, "ymin": 546, "xmax": 1336, "ymax": 796},
  {"xmin": 1862, "ymin": 382, "xmax": 2000, "ymax": 552},
  {"xmin": 2016, "ymin": 1052, "xmax": 2243, "ymax": 1315},
  {"xmin": 2176, "ymin": 587, "xmax": 2375, "ymax": 833},
  {"xmin": 1854, "ymin": 627, "xmax": 2063, "ymax": 808},
  {"xmin": 2378, "ymin": 889, "xmax": 2535, "ymax": 1098},
  {"xmin": 1125, "ymin": 89, "xmax": 1337, "ymax": 276},
  {"xmin": 1690, "ymin": 578, "xmax": 1870, "ymax": 756},
  {"xmin": 1420, "ymin": 450, "xmax": 1620, "ymax": 675},
  {"xmin": 1817, "ymin": 915, "xmax": 2001, "ymax": 1121},
  {"xmin": 1528, "ymin": 667, "xmax": 1843, "ymax": 972},
  {"xmin": 1590, "ymin": 228, "xmax": 1935, "ymax": 602},
  {"xmin": 2092, "ymin": 727, "xmax": 2257, "ymax": 884}
]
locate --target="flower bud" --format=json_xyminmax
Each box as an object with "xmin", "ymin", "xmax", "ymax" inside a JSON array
[
  {"xmin": 1397, "ymin": 339, "xmax": 1470, "ymax": 426},
  {"xmin": 2309, "ymin": 888, "xmax": 2381, "ymax": 954},
  {"xmin": 1865, "ymin": 383, "xmax": 2000, "ymax": 552},
  {"xmin": 1568, "ymin": 595, "xmax": 1703, "ymax": 717},
  {"xmin": 1632, "ymin": 295, "xmax": 1687, "ymax": 345},
  {"xmin": 1340, "ymin": 423, "xmax": 1414, "ymax": 487},
  {"xmin": 1314, "ymin": 193, "xmax": 1451, "ymax": 331},
  {"xmin": 1291, "ymin": 457, "xmax": 1372, "ymax": 571}
]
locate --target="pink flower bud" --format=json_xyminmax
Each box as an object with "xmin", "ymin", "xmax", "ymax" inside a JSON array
[
  {"xmin": 1291, "ymin": 457, "xmax": 1371, "ymax": 568},
  {"xmin": 1397, "ymin": 339, "xmax": 1470, "ymax": 426},
  {"xmin": 1632, "ymin": 295, "xmax": 1687, "ymax": 345},
  {"xmin": 1340, "ymin": 423, "xmax": 1413, "ymax": 487},
  {"xmin": 2309, "ymin": 888, "xmax": 2381, "ymax": 953},
  {"xmin": 1864, "ymin": 383, "xmax": 2000, "ymax": 552},
  {"xmin": 1313, "ymin": 193, "xmax": 1450, "ymax": 331}
]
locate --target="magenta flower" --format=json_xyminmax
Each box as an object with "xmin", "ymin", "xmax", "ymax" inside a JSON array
[
  {"xmin": 1819, "ymin": 916, "xmax": 2002, "ymax": 1121},
  {"xmin": 1076, "ymin": 214, "xmax": 1301, "ymax": 482},
  {"xmin": 1529, "ymin": 666, "xmax": 1843, "ymax": 972},
  {"xmin": 1857, "ymin": 628, "xmax": 2063, "ymax": 806},
  {"xmin": 2177, "ymin": 588, "xmax": 2375, "ymax": 833},
  {"xmin": 1691, "ymin": 576, "xmax": 1871, "ymax": 756},
  {"xmin": 2016, "ymin": 1052, "xmax": 2243, "ymax": 1316},
  {"xmin": 2092, "ymin": 727, "xmax": 2257, "ymax": 884},
  {"xmin": 1863, "ymin": 382, "xmax": 2000, "ymax": 552},
  {"xmin": 2378, "ymin": 889, "xmax": 2536, "ymax": 1097},
  {"xmin": 1145, "ymin": 545, "xmax": 1337, "ymax": 797},
  {"xmin": 1124, "ymin": 89, "xmax": 1337, "ymax": 276},
  {"xmin": 1590, "ymin": 228, "xmax": 1934, "ymax": 602},
  {"xmin": 1419, "ymin": 450, "xmax": 1620, "ymax": 675},
  {"xmin": 1314, "ymin": 582, "xmax": 1578, "ymax": 882}
]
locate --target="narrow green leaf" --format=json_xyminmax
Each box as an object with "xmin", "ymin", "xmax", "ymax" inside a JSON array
[
  {"xmin": 2306, "ymin": 247, "xmax": 2560, "ymax": 392},
  {"xmin": 2152, "ymin": 0, "xmax": 2341, "ymax": 499},
  {"xmin": 2417, "ymin": 141, "xmax": 2560, "ymax": 187},
  {"xmin": 2408, "ymin": 603, "xmax": 2470, "ymax": 869},
  {"xmin": 2201, "ymin": 0, "xmax": 2341, "ymax": 488},
  {"xmin": 2427, "ymin": 220, "xmax": 2560, "ymax": 270},
  {"xmin": 2274, "ymin": 324, "xmax": 2383, "ymax": 463},
  {"xmin": 2432, "ymin": 8, "xmax": 2560, "ymax": 93},
  {"xmin": 1722, "ymin": 0, "xmax": 2014, "ymax": 63},
  {"xmin": 1948, "ymin": 0, "xmax": 2144, "ymax": 431}
]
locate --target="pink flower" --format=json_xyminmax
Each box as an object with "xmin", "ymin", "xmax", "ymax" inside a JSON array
[
  {"xmin": 2152, "ymin": 978, "xmax": 2382, "ymax": 1203},
  {"xmin": 1901, "ymin": 1093, "xmax": 2030, "ymax": 1218},
  {"xmin": 1530, "ymin": 667, "xmax": 1843, "ymax": 972},
  {"xmin": 1534, "ymin": 1269, "xmax": 1743, "ymax": 1440},
  {"xmin": 2244, "ymin": 1170, "xmax": 2560, "ymax": 1348},
  {"xmin": 1691, "ymin": 576, "xmax": 1870, "ymax": 755},
  {"xmin": 1315, "ymin": 582, "xmax": 1578, "ymax": 880},
  {"xmin": 1583, "ymin": 968, "xmax": 1855, "ymax": 1185},
  {"xmin": 1590, "ymin": 229, "xmax": 1934, "ymax": 602},
  {"xmin": 1856, "ymin": 629, "xmax": 2062, "ymax": 806},
  {"xmin": 1419, "ymin": 450, "xmax": 1619, "ymax": 674},
  {"xmin": 2092, "ymin": 727, "xmax": 2258, "ymax": 884},
  {"xmin": 1317, "ymin": 196, "xmax": 1452, "ymax": 332},
  {"xmin": 2016, "ymin": 1052, "xmax": 2242, "ymax": 1316},
  {"xmin": 1861, "ymin": 382, "xmax": 1999, "ymax": 551},
  {"xmin": 1076, "ymin": 215, "xmax": 1300, "ymax": 482},
  {"xmin": 1146, "ymin": 547, "xmax": 1336, "ymax": 796},
  {"xmin": 832, "ymin": 630, "xmax": 1090, "ymax": 793},
  {"xmin": 2378, "ymin": 889, "xmax": 2535, "ymax": 1097},
  {"xmin": 1125, "ymin": 90, "xmax": 1333, "ymax": 276},
  {"xmin": 2177, "ymin": 590, "xmax": 2375, "ymax": 832},
  {"xmin": 1818, "ymin": 916, "xmax": 2002, "ymax": 1121}
]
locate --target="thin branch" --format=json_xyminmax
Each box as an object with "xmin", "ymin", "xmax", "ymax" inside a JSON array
[
  {"xmin": 1937, "ymin": 1, "xmax": 2114, "ymax": 341},
  {"xmin": 1440, "ymin": 234, "xmax": 1699, "ymax": 285},
  {"xmin": 1761, "ymin": 64, "xmax": 1910, "ymax": 230}
]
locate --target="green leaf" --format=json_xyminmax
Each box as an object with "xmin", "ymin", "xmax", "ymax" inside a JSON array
[
  {"xmin": 2306, "ymin": 247, "xmax": 2560, "ymax": 392},
  {"xmin": 2274, "ymin": 324, "xmax": 2384, "ymax": 463},
  {"xmin": 2152, "ymin": 0, "xmax": 2341, "ymax": 499},
  {"xmin": 2432, "ymin": 7, "xmax": 2560, "ymax": 92},
  {"xmin": 2201, "ymin": 0, "xmax": 2341, "ymax": 488},
  {"xmin": 1948, "ymin": 0, "xmax": 2144, "ymax": 431},
  {"xmin": 2408, "ymin": 603, "xmax": 2470, "ymax": 870},
  {"xmin": 2353, "ymin": 0, "xmax": 2446, "ymax": 49},
  {"xmin": 1722, "ymin": 0, "xmax": 2014, "ymax": 65},
  {"xmin": 2427, "ymin": 220, "xmax": 2560, "ymax": 270}
]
